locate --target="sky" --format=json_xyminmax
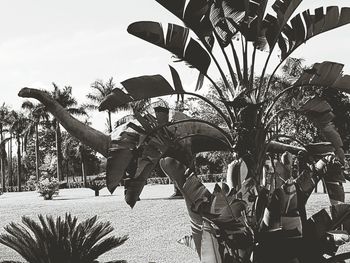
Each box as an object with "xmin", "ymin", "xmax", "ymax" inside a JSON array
[{"xmin": 1, "ymin": 0, "xmax": 350, "ymax": 132}]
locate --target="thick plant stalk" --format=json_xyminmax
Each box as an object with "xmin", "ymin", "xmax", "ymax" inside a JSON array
[
  {"xmin": 159, "ymin": 157, "xmax": 203, "ymax": 257},
  {"xmin": 18, "ymin": 88, "xmax": 111, "ymax": 157}
]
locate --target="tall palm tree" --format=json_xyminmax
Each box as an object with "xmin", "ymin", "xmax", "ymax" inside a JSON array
[
  {"xmin": 21, "ymin": 101, "xmax": 49, "ymax": 180},
  {"xmin": 9, "ymin": 110, "xmax": 30, "ymax": 192},
  {"xmin": 51, "ymin": 83, "xmax": 87, "ymax": 181},
  {"xmin": 0, "ymin": 103, "xmax": 11, "ymax": 192},
  {"xmin": 85, "ymin": 78, "xmax": 116, "ymax": 133}
]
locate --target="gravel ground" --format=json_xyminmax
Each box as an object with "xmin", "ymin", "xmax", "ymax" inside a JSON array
[{"xmin": 0, "ymin": 182, "xmax": 350, "ymax": 262}]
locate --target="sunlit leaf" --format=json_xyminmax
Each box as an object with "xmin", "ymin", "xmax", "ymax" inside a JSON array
[{"xmin": 128, "ymin": 21, "xmax": 211, "ymax": 73}]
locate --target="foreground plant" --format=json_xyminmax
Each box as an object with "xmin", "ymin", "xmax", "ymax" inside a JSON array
[{"xmin": 0, "ymin": 213, "xmax": 128, "ymax": 263}]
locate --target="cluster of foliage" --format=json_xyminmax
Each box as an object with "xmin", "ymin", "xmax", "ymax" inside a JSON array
[
  {"xmin": 0, "ymin": 81, "xmax": 110, "ymax": 193},
  {"xmin": 0, "ymin": 213, "xmax": 128, "ymax": 263},
  {"xmin": 36, "ymin": 175, "xmax": 59, "ymax": 200},
  {"xmin": 86, "ymin": 177, "xmax": 107, "ymax": 196}
]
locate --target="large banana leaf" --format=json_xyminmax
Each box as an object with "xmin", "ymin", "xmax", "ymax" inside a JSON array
[
  {"xmin": 98, "ymin": 89, "xmax": 133, "ymax": 111},
  {"xmin": 155, "ymin": 0, "xmax": 214, "ymax": 47},
  {"xmin": 294, "ymin": 61, "xmax": 350, "ymax": 94},
  {"xmin": 262, "ymin": 0, "xmax": 302, "ymax": 52},
  {"xmin": 121, "ymin": 75, "xmax": 174, "ymax": 100},
  {"xmin": 208, "ymin": 0, "xmax": 268, "ymax": 47},
  {"xmin": 127, "ymin": 21, "xmax": 211, "ymax": 73},
  {"xmin": 299, "ymin": 97, "xmax": 345, "ymax": 164},
  {"xmin": 99, "ymin": 75, "xmax": 176, "ymax": 112},
  {"xmin": 168, "ymin": 119, "xmax": 232, "ymax": 153},
  {"xmin": 106, "ymin": 123, "xmax": 140, "ymax": 193},
  {"xmin": 278, "ymin": 6, "xmax": 350, "ymax": 60}
]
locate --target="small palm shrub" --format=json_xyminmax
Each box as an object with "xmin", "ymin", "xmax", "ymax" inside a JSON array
[
  {"xmin": 0, "ymin": 213, "xmax": 128, "ymax": 263},
  {"xmin": 36, "ymin": 176, "xmax": 59, "ymax": 200},
  {"xmin": 87, "ymin": 178, "xmax": 106, "ymax": 196}
]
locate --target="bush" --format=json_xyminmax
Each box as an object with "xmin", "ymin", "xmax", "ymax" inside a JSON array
[
  {"xmin": 25, "ymin": 176, "xmax": 37, "ymax": 191},
  {"xmin": 86, "ymin": 178, "xmax": 106, "ymax": 196},
  {"xmin": 36, "ymin": 175, "xmax": 59, "ymax": 200},
  {"xmin": 0, "ymin": 213, "xmax": 128, "ymax": 263}
]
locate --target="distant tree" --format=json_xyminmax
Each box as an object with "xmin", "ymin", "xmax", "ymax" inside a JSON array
[
  {"xmin": 21, "ymin": 101, "xmax": 49, "ymax": 180},
  {"xmin": 51, "ymin": 83, "xmax": 87, "ymax": 181},
  {"xmin": 85, "ymin": 78, "xmax": 116, "ymax": 133},
  {"xmin": 0, "ymin": 103, "xmax": 11, "ymax": 191},
  {"xmin": 9, "ymin": 111, "xmax": 30, "ymax": 191}
]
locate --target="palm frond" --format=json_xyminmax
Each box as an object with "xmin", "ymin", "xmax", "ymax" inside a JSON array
[{"xmin": 0, "ymin": 214, "xmax": 128, "ymax": 263}]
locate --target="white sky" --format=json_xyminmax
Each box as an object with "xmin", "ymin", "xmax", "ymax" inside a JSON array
[{"xmin": 1, "ymin": 0, "xmax": 350, "ymax": 132}]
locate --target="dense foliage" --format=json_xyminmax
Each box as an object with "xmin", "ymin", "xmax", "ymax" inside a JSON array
[{"xmin": 0, "ymin": 214, "xmax": 128, "ymax": 263}]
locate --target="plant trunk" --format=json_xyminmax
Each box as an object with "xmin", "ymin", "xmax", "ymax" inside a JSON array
[
  {"xmin": 8, "ymin": 135, "xmax": 12, "ymax": 186},
  {"xmin": 16, "ymin": 135, "xmax": 21, "ymax": 192},
  {"xmin": 95, "ymin": 189, "xmax": 99, "ymax": 196},
  {"xmin": 35, "ymin": 124, "xmax": 40, "ymax": 180},
  {"xmin": 55, "ymin": 122, "xmax": 63, "ymax": 181},
  {"xmin": 108, "ymin": 110, "xmax": 112, "ymax": 133},
  {"xmin": 0, "ymin": 124, "xmax": 5, "ymax": 192},
  {"xmin": 18, "ymin": 88, "xmax": 111, "ymax": 157},
  {"xmin": 81, "ymin": 150, "xmax": 87, "ymax": 187}
]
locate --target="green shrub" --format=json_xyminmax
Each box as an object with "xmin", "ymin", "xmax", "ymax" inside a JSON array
[
  {"xmin": 86, "ymin": 178, "xmax": 106, "ymax": 196},
  {"xmin": 25, "ymin": 176, "xmax": 37, "ymax": 191},
  {"xmin": 0, "ymin": 213, "xmax": 128, "ymax": 263},
  {"xmin": 36, "ymin": 176, "xmax": 59, "ymax": 200}
]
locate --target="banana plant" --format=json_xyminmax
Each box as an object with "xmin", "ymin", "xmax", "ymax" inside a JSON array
[{"xmin": 17, "ymin": 1, "xmax": 350, "ymax": 262}]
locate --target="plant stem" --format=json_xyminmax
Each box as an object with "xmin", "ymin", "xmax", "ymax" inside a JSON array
[{"xmin": 230, "ymin": 41, "xmax": 243, "ymax": 83}]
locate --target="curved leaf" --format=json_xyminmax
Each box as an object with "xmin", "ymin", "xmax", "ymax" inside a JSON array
[
  {"xmin": 122, "ymin": 74, "xmax": 175, "ymax": 100},
  {"xmin": 278, "ymin": 6, "xmax": 350, "ymax": 60},
  {"xmin": 299, "ymin": 97, "xmax": 345, "ymax": 163},
  {"xmin": 106, "ymin": 123, "xmax": 140, "ymax": 193},
  {"xmin": 155, "ymin": 0, "xmax": 214, "ymax": 47},
  {"xmin": 177, "ymin": 235, "xmax": 196, "ymax": 251},
  {"xmin": 294, "ymin": 61, "xmax": 350, "ymax": 94},
  {"xmin": 168, "ymin": 119, "xmax": 232, "ymax": 152},
  {"xmin": 127, "ymin": 21, "xmax": 211, "ymax": 73},
  {"xmin": 98, "ymin": 89, "xmax": 133, "ymax": 112},
  {"xmin": 260, "ymin": 0, "xmax": 302, "ymax": 52},
  {"xmin": 99, "ymin": 73, "xmax": 180, "ymax": 112}
]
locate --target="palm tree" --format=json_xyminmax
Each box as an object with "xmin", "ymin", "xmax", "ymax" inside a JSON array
[
  {"xmin": 21, "ymin": 101, "xmax": 49, "ymax": 180},
  {"xmin": 51, "ymin": 83, "xmax": 87, "ymax": 181},
  {"xmin": 9, "ymin": 111, "xmax": 30, "ymax": 192},
  {"xmin": 0, "ymin": 104, "xmax": 11, "ymax": 192},
  {"xmin": 85, "ymin": 78, "xmax": 116, "ymax": 133}
]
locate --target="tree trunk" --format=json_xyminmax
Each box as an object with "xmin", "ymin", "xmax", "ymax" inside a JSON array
[
  {"xmin": 66, "ymin": 160, "xmax": 69, "ymax": 184},
  {"xmin": 8, "ymin": 135, "xmax": 12, "ymax": 187},
  {"xmin": 55, "ymin": 122, "xmax": 63, "ymax": 181},
  {"xmin": 108, "ymin": 111, "xmax": 112, "ymax": 133},
  {"xmin": 35, "ymin": 124, "xmax": 40, "ymax": 180},
  {"xmin": 94, "ymin": 189, "xmax": 99, "ymax": 196},
  {"xmin": 16, "ymin": 135, "xmax": 21, "ymax": 192},
  {"xmin": 0, "ymin": 124, "xmax": 5, "ymax": 192},
  {"xmin": 81, "ymin": 150, "xmax": 87, "ymax": 187}
]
